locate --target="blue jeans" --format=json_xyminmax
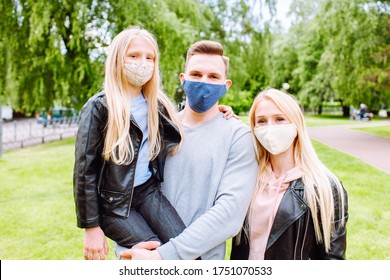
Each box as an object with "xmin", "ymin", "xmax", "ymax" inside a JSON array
[{"xmin": 100, "ymin": 176, "xmax": 186, "ymax": 249}]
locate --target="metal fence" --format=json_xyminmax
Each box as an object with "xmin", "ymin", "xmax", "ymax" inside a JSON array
[{"xmin": 1, "ymin": 117, "xmax": 79, "ymax": 151}]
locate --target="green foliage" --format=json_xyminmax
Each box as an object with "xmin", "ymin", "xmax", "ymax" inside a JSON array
[
  {"xmin": 0, "ymin": 0, "xmax": 105, "ymax": 113},
  {"xmin": 286, "ymin": 0, "xmax": 390, "ymax": 111},
  {"xmin": 220, "ymin": 90, "xmax": 254, "ymax": 114},
  {"xmin": 316, "ymin": 0, "xmax": 389, "ymax": 107},
  {"xmin": 1, "ymin": 0, "xmax": 388, "ymax": 115},
  {"xmin": 267, "ymin": 32, "xmax": 299, "ymax": 94},
  {"xmin": 254, "ymin": 0, "xmax": 390, "ymax": 115},
  {"xmin": 1, "ymin": 0, "xmax": 226, "ymax": 110}
]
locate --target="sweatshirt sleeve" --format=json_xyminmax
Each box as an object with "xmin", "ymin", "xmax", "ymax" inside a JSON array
[{"xmin": 157, "ymin": 130, "xmax": 258, "ymax": 259}]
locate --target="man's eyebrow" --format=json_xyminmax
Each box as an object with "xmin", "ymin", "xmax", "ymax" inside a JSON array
[
  {"xmin": 209, "ymin": 72, "xmax": 222, "ymax": 77},
  {"xmin": 188, "ymin": 70, "xmax": 223, "ymax": 77}
]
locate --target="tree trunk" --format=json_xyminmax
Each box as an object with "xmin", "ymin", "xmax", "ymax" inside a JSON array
[
  {"xmin": 318, "ymin": 104, "xmax": 322, "ymax": 115},
  {"xmin": 342, "ymin": 106, "xmax": 350, "ymax": 117}
]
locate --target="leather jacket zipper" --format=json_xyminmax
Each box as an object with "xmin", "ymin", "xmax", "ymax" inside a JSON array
[
  {"xmin": 294, "ymin": 218, "xmax": 301, "ymax": 260},
  {"xmin": 300, "ymin": 211, "xmax": 310, "ymax": 259},
  {"xmin": 126, "ymin": 159, "xmax": 137, "ymax": 218},
  {"xmin": 126, "ymin": 119, "xmax": 143, "ymax": 218}
]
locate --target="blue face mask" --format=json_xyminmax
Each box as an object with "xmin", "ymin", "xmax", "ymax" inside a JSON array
[{"xmin": 182, "ymin": 80, "xmax": 227, "ymax": 113}]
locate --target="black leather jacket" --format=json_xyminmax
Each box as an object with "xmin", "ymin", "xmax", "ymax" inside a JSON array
[
  {"xmin": 231, "ymin": 179, "xmax": 348, "ymax": 260},
  {"xmin": 73, "ymin": 92, "xmax": 181, "ymax": 228}
]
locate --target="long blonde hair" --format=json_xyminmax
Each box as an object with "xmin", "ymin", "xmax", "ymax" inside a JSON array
[
  {"xmin": 103, "ymin": 27, "xmax": 182, "ymax": 164},
  {"xmin": 248, "ymin": 88, "xmax": 346, "ymax": 252}
]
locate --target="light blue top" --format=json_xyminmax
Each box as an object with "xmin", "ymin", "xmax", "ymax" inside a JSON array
[{"xmin": 131, "ymin": 93, "xmax": 152, "ymax": 187}]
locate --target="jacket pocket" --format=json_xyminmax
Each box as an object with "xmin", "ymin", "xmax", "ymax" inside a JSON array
[
  {"xmin": 100, "ymin": 189, "xmax": 124, "ymax": 203},
  {"xmin": 99, "ymin": 189, "xmax": 127, "ymax": 217}
]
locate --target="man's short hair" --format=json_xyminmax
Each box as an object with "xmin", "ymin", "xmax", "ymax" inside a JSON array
[{"xmin": 185, "ymin": 40, "xmax": 229, "ymax": 77}]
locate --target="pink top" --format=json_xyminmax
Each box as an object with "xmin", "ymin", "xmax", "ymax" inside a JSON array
[{"xmin": 248, "ymin": 166, "xmax": 303, "ymax": 260}]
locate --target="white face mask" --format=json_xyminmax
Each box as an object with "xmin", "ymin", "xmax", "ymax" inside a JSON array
[
  {"xmin": 123, "ymin": 62, "xmax": 154, "ymax": 87},
  {"xmin": 254, "ymin": 124, "xmax": 297, "ymax": 155}
]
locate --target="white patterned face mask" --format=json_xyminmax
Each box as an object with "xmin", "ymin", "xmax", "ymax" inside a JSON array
[
  {"xmin": 254, "ymin": 124, "xmax": 297, "ymax": 155},
  {"xmin": 123, "ymin": 62, "xmax": 154, "ymax": 87}
]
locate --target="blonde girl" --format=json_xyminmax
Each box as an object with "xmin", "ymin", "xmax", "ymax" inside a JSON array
[
  {"xmin": 73, "ymin": 27, "xmax": 186, "ymax": 260},
  {"xmin": 231, "ymin": 88, "xmax": 348, "ymax": 260}
]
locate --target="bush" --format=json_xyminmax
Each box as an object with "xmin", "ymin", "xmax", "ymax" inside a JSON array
[{"xmin": 220, "ymin": 90, "xmax": 254, "ymax": 115}]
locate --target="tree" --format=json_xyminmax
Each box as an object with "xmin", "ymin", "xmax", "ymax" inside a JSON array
[
  {"xmin": 278, "ymin": 0, "xmax": 390, "ymax": 115},
  {"xmin": 312, "ymin": 0, "xmax": 388, "ymax": 112},
  {"xmin": 267, "ymin": 31, "xmax": 299, "ymax": 94},
  {"xmin": 215, "ymin": 0, "xmax": 277, "ymax": 113},
  {"xmin": 1, "ymin": 0, "xmax": 219, "ymax": 111},
  {"xmin": 1, "ymin": 0, "xmax": 108, "ymax": 113}
]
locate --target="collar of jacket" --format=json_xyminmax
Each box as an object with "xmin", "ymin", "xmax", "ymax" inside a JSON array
[
  {"xmin": 267, "ymin": 178, "xmax": 309, "ymax": 249},
  {"xmin": 157, "ymin": 105, "xmax": 181, "ymax": 146}
]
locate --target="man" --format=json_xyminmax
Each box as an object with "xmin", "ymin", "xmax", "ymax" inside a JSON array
[{"xmin": 119, "ymin": 40, "xmax": 258, "ymax": 260}]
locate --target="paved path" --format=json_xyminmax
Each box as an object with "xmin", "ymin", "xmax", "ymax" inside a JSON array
[{"xmin": 308, "ymin": 121, "xmax": 390, "ymax": 174}]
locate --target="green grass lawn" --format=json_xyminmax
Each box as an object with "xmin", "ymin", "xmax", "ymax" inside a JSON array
[
  {"xmin": 306, "ymin": 140, "xmax": 389, "ymax": 259},
  {"xmin": 304, "ymin": 114, "xmax": 390, "ymax": 127},
  {"xmin": 0, "ymin": 138, "xmax": 116, "ymax": 260},
  {"xmin": 352, "ymin": 125, "xmax": 390, "ymax": 138},
  {"xmin": 304, "ymin": 114, "xmax": 353, "ymax": 127},
  {"xmin": 1, "ymin": 134, "xmax": 389, "ymax": 260}
]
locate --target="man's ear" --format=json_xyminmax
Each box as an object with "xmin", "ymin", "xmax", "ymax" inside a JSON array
[
  {"xmin": 179, "ymin": 73, "xmax": 185, "ymax": 84},
  {"xmin": 225, "ymin": 79, "xmax": 232, "ymax": 90}
]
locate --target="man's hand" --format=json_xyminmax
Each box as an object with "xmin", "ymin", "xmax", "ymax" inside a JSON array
[
  {"xmin": 218, "ymin": 105, "xmax": 239, "ymax": 120},
  {"xmin": 84, "ymin": 226, "xmax": 108, "ymax": 260},
  {"xmin": 119, "ymin": 241, "xmax": 162, "ymax": 260}
]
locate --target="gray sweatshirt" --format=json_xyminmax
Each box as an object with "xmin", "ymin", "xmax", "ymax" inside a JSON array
[{"xmin": 157, "ymin": 112, "xmax": 258, "ymax": 259}]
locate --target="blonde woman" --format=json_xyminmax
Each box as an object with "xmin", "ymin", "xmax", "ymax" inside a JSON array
[
  {"xmin": 231, "ymin": 88, "xmax": 348, "ymax": 260},
  {"xmin": 73, "ymin": 27, "xmax": 187, "ymax": 260}
]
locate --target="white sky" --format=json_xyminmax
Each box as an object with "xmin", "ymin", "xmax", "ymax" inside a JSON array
[
  {"xmin": 276, "ymin": 0, "xmax": 293, "ymax": 29},
  {"xmin": 262, "ymin": 0, "xmax": 293, "ymax": 31}
]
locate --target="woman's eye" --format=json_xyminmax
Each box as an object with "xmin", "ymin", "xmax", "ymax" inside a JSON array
[{"xmin": 277, "ymin": 118, "xmax": 285, "ymax": 122}]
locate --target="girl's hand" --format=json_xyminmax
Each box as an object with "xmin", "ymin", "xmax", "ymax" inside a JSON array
[{"xmin": 84, "ymin": 226, "xmax": 109, "ymax": 260}]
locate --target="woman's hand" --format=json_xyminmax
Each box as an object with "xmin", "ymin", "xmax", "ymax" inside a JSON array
[{"xmin": 218, "ymin": 105, "xmax": 239, "ymax": 120}]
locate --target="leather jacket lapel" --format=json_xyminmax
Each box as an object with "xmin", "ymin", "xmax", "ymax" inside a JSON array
[{"xmin": 267, "ymin": 179, "xmax": 308, "ymax": 249}]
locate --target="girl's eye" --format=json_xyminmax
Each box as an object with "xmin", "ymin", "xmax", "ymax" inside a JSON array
[{"xmin": 277, "ymin": 118, "xmax": 285, "ymax": 122}]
